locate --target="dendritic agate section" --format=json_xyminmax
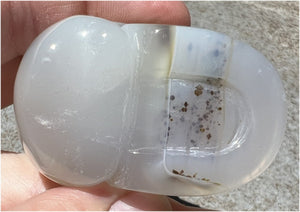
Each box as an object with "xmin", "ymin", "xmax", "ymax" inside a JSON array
[{"xmin": 14, "ymin": 16, "xmax": 286, "ymax": 195}]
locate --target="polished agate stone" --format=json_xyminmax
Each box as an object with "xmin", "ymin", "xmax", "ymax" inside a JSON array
[{"xmin": 14, "ymin": 16, "xmax": 286, "ymax": 195}]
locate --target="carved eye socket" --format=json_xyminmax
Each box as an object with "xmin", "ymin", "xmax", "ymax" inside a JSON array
[{"xmin": 14, "ymin": 15, "xmax": 286, "ymax": 195}]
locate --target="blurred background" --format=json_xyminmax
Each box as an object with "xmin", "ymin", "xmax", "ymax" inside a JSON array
[{"xmin": 1, "ymin": 1, "xmax": 299, "ymax": 210}]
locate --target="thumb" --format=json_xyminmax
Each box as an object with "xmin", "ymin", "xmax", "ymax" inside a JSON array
[{"xmin": 10, "ymin": 183, "xmax": 128, "ymax": 211}]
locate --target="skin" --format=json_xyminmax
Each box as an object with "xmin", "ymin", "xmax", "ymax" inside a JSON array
[{"xmin": 1, "ymin": 1, "xmax": 211, "ymax": 211}]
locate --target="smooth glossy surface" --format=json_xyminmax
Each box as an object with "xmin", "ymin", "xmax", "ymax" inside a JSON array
[{"xmin": 14, "ymin": 15, "xmax": 286, "ymax": 195}]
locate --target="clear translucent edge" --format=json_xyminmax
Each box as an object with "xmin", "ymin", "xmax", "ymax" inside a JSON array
[{"xmin": 14, "ymin": 16, "xmax": 286, "ymax": 195}]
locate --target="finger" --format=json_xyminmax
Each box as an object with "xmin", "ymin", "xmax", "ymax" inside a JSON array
[
  {"xmin": 87, "ymin": 1, "xmax": 190, "ymax": 26},
  {"xmin": 2, "ymin": 153, "xmax": 129, "ymax": 211},
  {"xmin": 1, "ymin": 56, "xmax": 22, "ymax": 108},
  {"xmin": 1, "ymin": 153, "xmax": 59, "ymax": 210},
  {"xmin": 10, "ymin": 187, "xmax": 208, "ymax": 211},
  {"xmin": 11, "ymin": 184, "xmax": 196, "ymax": 211},
  {"xmin": 1, "ymin": 1, "xmax": 190, "ymax": 108},
  {"xmin": 10, "ymin": 183, "xmax": 128, "ymax": 211}
]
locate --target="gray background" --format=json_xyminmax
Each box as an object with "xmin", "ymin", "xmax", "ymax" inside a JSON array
[{"xmin": 1, "ymin": 1, "xmax": 299, "ymax": 210}]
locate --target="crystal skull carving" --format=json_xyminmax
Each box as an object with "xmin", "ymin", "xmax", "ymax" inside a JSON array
[{"xmin": 14, "ymin": 15, "xmax": 286, "ymax": 195}]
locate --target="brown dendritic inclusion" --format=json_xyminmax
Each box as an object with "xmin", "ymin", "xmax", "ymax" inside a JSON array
[
  {"xmin": 172, "ymin": 169, "xmax": 221, "ymax": 186},
  {"xmin": 166, "ymin": 77, "xmax": 224, "ymax": 152}
]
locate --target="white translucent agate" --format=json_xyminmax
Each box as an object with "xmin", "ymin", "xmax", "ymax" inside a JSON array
[{"xmin": 14, "ymin": 16, "xmax": 286, "ymax": 195}]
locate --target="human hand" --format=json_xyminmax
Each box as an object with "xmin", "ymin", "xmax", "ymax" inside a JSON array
[{"xmin": 1, "ymin": 1, "xmax": 208, "ymax": 211}]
